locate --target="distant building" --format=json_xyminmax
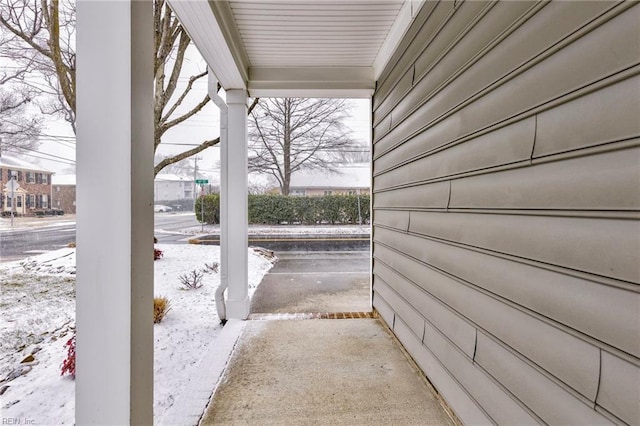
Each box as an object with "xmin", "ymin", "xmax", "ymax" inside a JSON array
[
  {"xmin": 52, "ymin": 174, "xmax": 77, "ymax": 214},
  {"xmin": 154, "ymin": 173, "xmax": 219, "ymax": 202},
  {"xmin": 284, "ymin": 164, "xmax": 370, "ymax": 196},
  {"xmin": 0, "ymin": 156, "xmax": 54, "ymax": 216}
]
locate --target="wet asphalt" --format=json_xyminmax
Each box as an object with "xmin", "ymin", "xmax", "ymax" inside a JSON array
[{"xmin": 250, "ymin": 251, "xmax": 371, "ymax": 314}]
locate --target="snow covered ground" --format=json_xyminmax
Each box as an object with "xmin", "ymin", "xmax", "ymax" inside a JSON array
[{"xmin": 0, "ymin": 244, "xmax": 275, "ymax": 424}]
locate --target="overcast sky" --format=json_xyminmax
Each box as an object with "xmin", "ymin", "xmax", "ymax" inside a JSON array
[{"xmin": 31, "ymin": 44, "xmax": 372, "ymax": 179}]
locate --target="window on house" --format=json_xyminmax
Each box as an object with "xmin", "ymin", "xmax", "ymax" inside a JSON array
[
  {"xmin": 17, "ymin": 171, "xmax": 23, "ymax": 181},
  {"xmin": 42, "ymin": 174, "xmax": 48, "ymax": 184},
  {"xmin": 17, "ymin": 195, "xmax": 22, "ymax": 208},
  {"xmin": 6, "ymin": 195, "xmax": 11, "ymax": 208},
  {"xmin": 27, "ymin": 172, "xmax": 35, "ymax": 183},
  {"xmin": 28, "ymin": 194, "xmax": 35, "ymax": 209},
  {"xmin": 324, "ymin": 190, "xmax": 332, "ymax": 195},
  {"xmin": 7, "ymin": 169, "xmax": 12, "ymax": 180},
  {"xmin": 42, "ymin": 194, "xmax": 48, "ymax": 208}
]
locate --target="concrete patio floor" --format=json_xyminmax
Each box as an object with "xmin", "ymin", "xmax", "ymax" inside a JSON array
[{"xmin": 200, "ymin": 318, "xmax": 456, "ymax": 425}]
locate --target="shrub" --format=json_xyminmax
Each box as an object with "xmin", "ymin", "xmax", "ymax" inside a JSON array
[
  {"xmin": 204, "ymin": 262, "xmax": 219, "ymax": 273},
  {"xmin": 194, "ymin": 193, "xmax": 371, "ymax": 225},
  {"xmin": 60, "ymin": 333, "xmax": 76, "ymax": 379},
  {"xmin": 154, "ymin": 248, "xmax": 164, "ymax": 260},
  {"xmin": 195, "ymin": 193, "xmax": 221, "ymax": 224},
  {"xmin": 154, "ymin": 296, "xmax": 171, "ymax": 323},
  {"xmin": 179, "ymin": 270, "xmax": 204, "ymax": 290}
]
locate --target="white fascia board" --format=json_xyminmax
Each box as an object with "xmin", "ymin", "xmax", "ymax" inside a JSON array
[
  {"xmin": 248, "ymin": 67, "xmax": 374, "ymax": 98},
  {"xmin": 373, "ymin": 0, "xmax": 426, "ymax": 80},
  {"xmin": 167, "ymin": 0, "xmax": 247, "ymax": 89}
]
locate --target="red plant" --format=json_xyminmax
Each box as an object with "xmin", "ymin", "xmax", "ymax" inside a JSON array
[
  {"xmin": 154, "ymin": 248, "xmax": 164, "ymax": 260},
  {"xmin": 61, "ymin": 334, "xmax": 76, "ymax": 379}
]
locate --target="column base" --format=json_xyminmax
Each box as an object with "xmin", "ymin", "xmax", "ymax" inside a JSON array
[{"xmin": 226, "ymin": 296, "xmax": 250, "ymax": 319}]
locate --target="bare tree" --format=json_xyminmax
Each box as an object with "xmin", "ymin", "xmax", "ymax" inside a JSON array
[
  {"xmin": 0, "ymin": 0, "xmax": 258, "ymax": 175},
  {"xmin": 0, "ymin": 87, "xmax": 41, "ymax": 156},
  {"xmin": 153, "ymin": 152, "xmax": 195, "ymax": 177},
  {"xmin": 0, "ymin": 62, "xmax": 41, "ymax": 155},
  {"xmin": 249, "ymin": 98, "xmax": 355, "ymax": 195},
  {"xmin": 0, "ymin": 0, "xmax": 76, "ymax": 130},
  {"xmin": 339, "ymin": 144, "xmax": 370, "ymax": 164}
]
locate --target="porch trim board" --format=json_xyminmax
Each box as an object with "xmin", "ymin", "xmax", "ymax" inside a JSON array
[{"xmin": 76, "ymin": 0, "xmax": 154, "ymax": 423}]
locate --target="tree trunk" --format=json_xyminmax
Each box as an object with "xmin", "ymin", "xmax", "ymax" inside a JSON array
[{"xmin": 282, "ymin": 99, "xmax": 292, "ymax": 195}]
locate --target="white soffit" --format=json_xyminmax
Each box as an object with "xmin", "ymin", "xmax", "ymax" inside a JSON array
[
  {"xmin": 168, "ymin": 0, "xmax": 248, "ymax": 89},
  {"xmin": 170, "ymin": 0, "xmax": 423, "ymax": 97}
]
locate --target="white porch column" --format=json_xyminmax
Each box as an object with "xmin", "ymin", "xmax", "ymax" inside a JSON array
[
  {"xmin": 76, "ymin": 1, "xmax": 154, "ymax": 424},
  {"xmin": 222, "ymin": 89, "xmax": 250, "ymax": 319}
]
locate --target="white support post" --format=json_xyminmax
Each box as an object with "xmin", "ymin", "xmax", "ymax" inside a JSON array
[
  {"xmin": 222, "ymin": 89, "xmax": 250, "ymax": 319},
  {"xmin": 76, "ymin": 1, "xmax": 154, "ymax": 424}
]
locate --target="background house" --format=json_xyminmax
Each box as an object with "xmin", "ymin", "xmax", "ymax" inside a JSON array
[
  {"xmin": 51, "ymin": 174, "xmax": 76, "ymax": 214},
  {"xmin": 154, "ymin": 173, "xmax": 220, "ymax": 210},
  {"xmin": 281, "ymin": 164, "xmax": 370, "ymax": 196},
  {"xmin": 0, "ymin": 156, "xmax": 54, "ymax": 216},
  {"xmin": 154, "ymin": 174, "xmax": 196, "ymax": 202}
]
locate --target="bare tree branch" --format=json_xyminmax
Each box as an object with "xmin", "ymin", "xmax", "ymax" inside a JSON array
[
  {"xmin": 1, "ymin": 0, "xmax": 261, "ymax": 177},
  {"xmin": 154, "ymin": 137, "xmax": 219, "ymax": 176},
  {"xmin": 160, "ymin": 93, "xmax": 209, "ymax": 136},
  {"xmin": 248, "ymin": 98, "xmax": 355, "ymax": 195},
  {"xmin": 160, "ymin": 70, "xmax": 206, "ymax": 126},
  {"xmin": 0, "ymin": 82, "xmax": 42, "ymax": 155}
]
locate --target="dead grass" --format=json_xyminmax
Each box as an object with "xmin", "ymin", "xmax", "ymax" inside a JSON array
[{"xmin": 154, "ymin": 296, "xmax": 172, "ymax": 324}]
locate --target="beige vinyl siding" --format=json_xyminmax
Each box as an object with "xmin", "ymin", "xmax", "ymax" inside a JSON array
[{"xmin": 371, "ymin": 1, "xmax": 639, "ymax": 424}]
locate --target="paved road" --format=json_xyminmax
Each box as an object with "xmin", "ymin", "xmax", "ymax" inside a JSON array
[
  {"xmin": 0, "ymin": 213, "xmax": 199, "ymax": 262},
  {"xmin": 0, "ymin": 223, "xmax": 76, "ymax": 262},
  {"xmin": 154, "ymin": 212, "xmax": 201, "ymax": 243},
  {"xmin": 250, "ymin": 251, "xmax": 371, "ymax": 314}
]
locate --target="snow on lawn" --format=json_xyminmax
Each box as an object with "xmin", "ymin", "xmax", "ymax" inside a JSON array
[{"xmin": 0, "ymin": 244, "xmax": 275, "ymax": 424}]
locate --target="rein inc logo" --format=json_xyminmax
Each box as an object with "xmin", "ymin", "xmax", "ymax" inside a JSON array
[{"xmin": 2, "ymin": 419, "xmax": 35, "ymax": 425}]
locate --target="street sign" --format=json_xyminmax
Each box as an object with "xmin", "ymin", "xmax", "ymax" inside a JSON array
[{"xmin": 195, "ymin": 179, "xmax": 208, "ymax": 184}]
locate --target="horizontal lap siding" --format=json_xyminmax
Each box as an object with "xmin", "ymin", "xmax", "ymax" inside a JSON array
[{"xmin": 372, "ymin": 1, "xmax": 640, "ymax": 424}]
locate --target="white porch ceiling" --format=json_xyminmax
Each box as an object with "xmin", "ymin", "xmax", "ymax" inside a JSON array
[{"xmin": 168, "ymin": 0, "xmax": 423, "ymax": 98}]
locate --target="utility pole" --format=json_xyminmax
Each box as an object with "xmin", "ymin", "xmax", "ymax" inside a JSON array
[{"xmin": 193, "ymin": 155, "xmax": 203, "ymax": 209}]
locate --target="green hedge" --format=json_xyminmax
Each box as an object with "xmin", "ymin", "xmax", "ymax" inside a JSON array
[
  {"xmin": 196, "ymin": 194, "xmax": 370, "ymax": 225},
  {"xmin": 194, "ymin": 193, "xmax": 220, "ymax": 224}
]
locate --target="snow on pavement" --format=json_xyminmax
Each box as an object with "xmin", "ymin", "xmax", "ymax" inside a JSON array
[
  {"xmin": 0, "ymin": 244, "xmax": 275, "ymax": 424},
  {"xmin": 0, "ymin": 215, "xmax": 76, "ymax": 232}
]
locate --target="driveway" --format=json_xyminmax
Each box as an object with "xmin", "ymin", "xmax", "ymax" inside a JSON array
[{"xmin": 250, "ymin": 251, "xmax": 371, "ymax": 314}]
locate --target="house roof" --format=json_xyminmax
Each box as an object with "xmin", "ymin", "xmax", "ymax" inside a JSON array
[
  {"xmin": 52, "ymin": 174, "xmax": 76, "ymax": 185},
  {"xmin": 154, "ymin": 173, "xmax": 192, "ymax": 182},
  {"xmin": 0, "ymin": 156, "xmax": 53, "ymax": 173},
  {"xmin": 290, "ymin": 164, "xmax": 370, "ymax": 189}
]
